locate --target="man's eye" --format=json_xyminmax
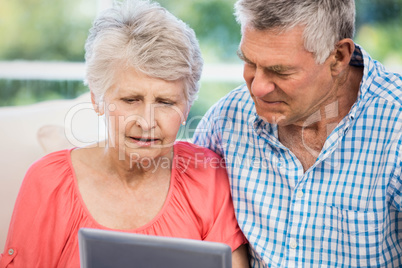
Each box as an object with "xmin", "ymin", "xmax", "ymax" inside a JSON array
[
  {"xmin": 276, "ymin": 72, "xmax": 292, "ymax": 78},
  {"xmin": 245, "ymin": 62, "xmax": 256, "ymax": 68},
  {"xmin": 159, "ymin": 100, "xmax": 174, "ymax": 106}
]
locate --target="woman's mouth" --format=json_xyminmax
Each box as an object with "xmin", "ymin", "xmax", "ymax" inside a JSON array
[{"xmin": 127, "ymin": 136, "xmax": 159, "ymax": 147}]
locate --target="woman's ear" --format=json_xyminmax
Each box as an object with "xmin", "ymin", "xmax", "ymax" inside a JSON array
[
  {"xmin": 91, "ymin": 91, "xmax": 104, "ymax": 115},
  {"xmin": 180, "ymin": 104, "xmax": 192, "ymax": 126},
  {"xmin": 331, "ymin": 38, "xmax": 355, "ymax": 76},
  {"xmin": 185, "ymin": 105, "xmax": 192, "ymax": 122}
]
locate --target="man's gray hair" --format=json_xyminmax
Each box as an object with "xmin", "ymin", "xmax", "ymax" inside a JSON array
[
  {"xmin": 234, "ymin": 0, "xmax": 355, "ymax": 64},
  {"xmin": 85, "ymin": 0, "xmax": 203, "ymax": 106}
]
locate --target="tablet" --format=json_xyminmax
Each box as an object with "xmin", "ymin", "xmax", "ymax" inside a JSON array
[{"xmin": 78, "ymin": 228, "xmax": 232, "ymax": 268}]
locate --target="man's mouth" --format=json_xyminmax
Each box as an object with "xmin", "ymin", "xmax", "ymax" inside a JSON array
[{"xmin": 257, "ymin": 98, "xmax": 284, "ymax": 105}]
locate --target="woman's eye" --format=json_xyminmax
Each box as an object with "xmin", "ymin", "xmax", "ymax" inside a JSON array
[{"xmin": 122, "ymin": 98, "xmax": 139, "ymax": 103}]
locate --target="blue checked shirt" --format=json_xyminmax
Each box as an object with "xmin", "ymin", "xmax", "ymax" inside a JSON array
[{"xmin": 193, "ymin": 45, "xmax": 402, "ymax": 267}]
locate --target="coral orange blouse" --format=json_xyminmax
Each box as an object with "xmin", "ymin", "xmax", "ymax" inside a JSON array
[{"xmin": 0, "ymin": 141, "xmax": 247, "ymax": 268}]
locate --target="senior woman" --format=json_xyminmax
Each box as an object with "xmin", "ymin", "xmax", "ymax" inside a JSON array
[{"xmin": 0, "ymin": 0, "xmax": 249, "ymax": 267}]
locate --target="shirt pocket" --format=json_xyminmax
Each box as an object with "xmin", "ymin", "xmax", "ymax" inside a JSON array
[{"xmin": 319, "ymin": 205, "xmax": 382, "ymax": 267}]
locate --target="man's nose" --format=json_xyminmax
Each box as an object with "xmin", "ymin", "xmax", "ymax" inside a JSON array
[{"xmin": 245, "ymin": 67, "xmax": 275, "ymax": 98}]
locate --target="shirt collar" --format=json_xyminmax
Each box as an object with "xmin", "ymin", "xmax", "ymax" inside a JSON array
[{"xmin": 345, "ymin": 43, "xmax": 378, "ymax": 123}]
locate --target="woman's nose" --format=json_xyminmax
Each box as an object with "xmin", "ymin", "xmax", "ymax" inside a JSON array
[{"xmin": 135, "ymin": 104, "xmax": 156, "ymax": 131}]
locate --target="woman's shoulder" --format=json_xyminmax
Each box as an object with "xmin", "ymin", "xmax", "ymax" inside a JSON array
[
  {"xmin": 168, "ymin": 142, "xmax": 234, "ymax": 238},
  {"xmin": 24, "ymin": 148, "xmax": 74, "ymax": 188},
  {"xmin": 174, "ymin": 141, "xmax": 224, "ymax": 162},
  {"xmin": 28, "ymin": 148, "xmax": 72, "ymax": 171},
  {"xmin": 173, "ymin": 141, "xmax": 228, "ymax": 187}
]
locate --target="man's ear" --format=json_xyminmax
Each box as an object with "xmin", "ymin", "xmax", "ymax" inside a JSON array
[
  {"xmin": 91, "ymin": 91, "xmax": 104, "ymax": 115},
  {"xmin": 331, "ymin": 38, "xmax": 355, "ymax": 76}
]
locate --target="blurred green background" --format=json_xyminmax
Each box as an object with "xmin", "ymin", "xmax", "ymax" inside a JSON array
[{"xmin": 0, "ymin": 0, "xmax": 401, "ymax": 123}]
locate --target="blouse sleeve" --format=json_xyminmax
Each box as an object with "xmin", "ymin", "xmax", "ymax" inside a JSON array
[
  {"xmin": 175, "ymin": 142, "xmax": 248, "ymax": 252},
  {"xmin": 202, "ymin": 159, "xmax": 248, "ymax": 251},
  {"xmin": 0, "ymin": 150, "xmax": 73, "ymax": 268}
]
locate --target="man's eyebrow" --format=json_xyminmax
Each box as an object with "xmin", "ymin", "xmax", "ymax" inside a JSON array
[
  {"xmin": 237, "ymin": 49, "xmax": 253, "ymax": 64},
  {"xmin": 237, "ymin": 49, "xmax": 296, "ymax": 73},
  {"xmin": 268, "ymin": 65, "xmax": 296, "ymax": 73}
]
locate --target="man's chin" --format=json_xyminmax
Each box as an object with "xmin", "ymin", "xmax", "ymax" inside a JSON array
[{"xmin": 256, "ymin": 111, "xmax": 289, "ymax": 126}]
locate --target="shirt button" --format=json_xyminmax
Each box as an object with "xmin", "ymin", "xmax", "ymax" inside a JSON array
[
  {"xmin": 296, "ymin": 191, "xmax": 304, "ymax": 198},
  {"xmin": 277, "ymin": 161, "xmax": 285, "ymax": 169},
  {"xmin": 8, "ymin": 248, "xmax": 14, "ymax": 255},
  {"xmin": 290, "ymin": 240, "xmax": 297, "ymax": 249}
]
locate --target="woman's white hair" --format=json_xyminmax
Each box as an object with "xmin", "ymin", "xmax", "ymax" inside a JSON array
[
  {"xmin": 85, "ymin": 0, "xmax": 203, "ymax": 106},
  {"xmin": 234, "ymin": 0, "xmax": 356, "ymax": 64}
]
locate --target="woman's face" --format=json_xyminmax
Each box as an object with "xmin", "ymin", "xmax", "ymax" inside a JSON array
[{"xmin": 100, "ymin": 67, "xmax": 189, "ymax": 166}]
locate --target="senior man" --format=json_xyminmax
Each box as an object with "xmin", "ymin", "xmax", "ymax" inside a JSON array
[{"xmin": 194, "ymin": 0, "xmax": 402, "ymax": 267}]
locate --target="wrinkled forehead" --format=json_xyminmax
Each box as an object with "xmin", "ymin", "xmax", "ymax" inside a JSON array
[{"xmin": 107, "ymin": 68, "xmax": 186, "ymax": 98}]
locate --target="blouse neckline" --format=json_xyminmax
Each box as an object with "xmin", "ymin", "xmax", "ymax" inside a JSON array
[{"xmin": 66, "ymin": 145, "xmax": 178, "ymax": 233}]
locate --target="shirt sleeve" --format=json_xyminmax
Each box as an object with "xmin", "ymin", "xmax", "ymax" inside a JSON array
[
  {"xmin": 203, "ymin": 162, "xmax": 248, "ymax": 251},
  {"xmin": 0, "ymin": 151, "xmax": 72, "ymax": 268},
  {"xmin": 389, "ymin": 133, "xmax": 402, "ymax": 211},
  {"xmin": 193, "ymin": 102, "xmax": 224, "ymax": 157}
]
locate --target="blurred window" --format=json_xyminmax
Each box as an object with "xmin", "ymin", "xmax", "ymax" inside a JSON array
[{"xmin": 0, "ymin": 0, "xmax": 401, "ymax": 114}]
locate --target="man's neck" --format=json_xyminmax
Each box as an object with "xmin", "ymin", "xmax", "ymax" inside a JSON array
[{"xmin": 278, "ymin": 66, "xmax": 363, "ymax": 171}]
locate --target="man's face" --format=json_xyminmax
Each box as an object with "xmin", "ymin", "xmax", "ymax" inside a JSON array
[{"xmin": 238, "ymin": 25, "xmax": 336, "ymax": 127}]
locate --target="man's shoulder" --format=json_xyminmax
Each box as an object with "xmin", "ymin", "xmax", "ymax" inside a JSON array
[
  {"xmin": 356, "ymin": 61, "xmax": 402, "ymax": 135},
  {"xmin": 193, "ymin": 84, "xmax": 255, "ymax": 152},
  {"xmin": 207, "ymin": 84, "xmax": 254, "ymax": 116},
  {"xmin": 222, "ymin": 83, "xmax": 251, "ymax": 101},
  {"xmin": 359, "ymin": 45, "xmax": 402, "ymax": 107},
  {"xmin": 371, "ymin": 68, "xmax": 402, "ymax": 106}
]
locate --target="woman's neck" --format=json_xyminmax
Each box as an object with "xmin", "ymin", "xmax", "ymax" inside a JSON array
[{"xmin": 100, "ymin": 145, "xmax": 173, "ymax": 188}]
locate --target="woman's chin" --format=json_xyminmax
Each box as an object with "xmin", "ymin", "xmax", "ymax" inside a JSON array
[{"xmin": 123, "ymin": 145, "xmax": 173, "ymax": 166}]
